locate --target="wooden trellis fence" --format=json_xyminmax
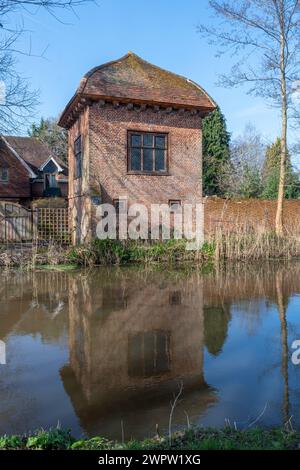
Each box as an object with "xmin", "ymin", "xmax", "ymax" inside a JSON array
[{"xmin": 37, "ymin": 208, "xmax": 70, "ymax": 244}]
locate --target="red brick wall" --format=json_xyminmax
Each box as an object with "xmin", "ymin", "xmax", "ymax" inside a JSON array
[
  {"xmin": 31, "ymin": 181, "xmax": 43, "ymax": 198},
  {"xmin": 0, "ymin": 147, "xmax": 31, "ymax": 200},
  {"xmin": 58, "ymin": 181, "xmax": 68, "ymax": 198},
  {"xmin": 89, "ymin": 103, "xmax": 202, "ymax": 204},
  {"xmin": 68, "ymin": 106, "xmax": 90, "ymax": 244},
  {"xmin": 68, "ymin": 102, "xmax": 203, "ymax": 243}
]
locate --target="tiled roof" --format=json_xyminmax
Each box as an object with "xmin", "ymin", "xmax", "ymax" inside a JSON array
[
  {"xmin": 3, "ymin": 136, "xmax": 67, "ymax": 173},
  {"xmin": 59, "ymin": 52, "xmax": 216, "ymax": 127}
]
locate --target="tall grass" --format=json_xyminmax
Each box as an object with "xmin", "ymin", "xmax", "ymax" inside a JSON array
[
  {"xmin": 210, "ymin": 227, "xmax": 300, "ymax": 262},
  {"xmin": 2, "ymin": 226, "xmax": 300, "ymax": 269}
]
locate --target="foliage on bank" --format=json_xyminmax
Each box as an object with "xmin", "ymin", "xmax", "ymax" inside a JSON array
[
  {"xmin": 55, "ymin": 233, "xmax": 300, "ymax": 266},
  {"xmin": 0, "ymin": 239, "xmax": 212, "ymax": 269},
  {"xmin": 2, "ymin": 232, "xmax": 300, "ymax": 269},
  {"xmin": 66, "ymin": 239, "xmax": 212, "ymax": 266},
  {"xmin": 0, "ymin": 427, "xmax": 299, "ymax": 450}
]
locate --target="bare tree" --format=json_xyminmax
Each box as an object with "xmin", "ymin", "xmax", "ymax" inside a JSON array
[
  {"xmin": 198, "ymin": 1, "xmax": 300, "ymax": 235},
  {"xmin": 0, "ymin": 0, "xmax": 93, "ymax": 133},
  {"xmin": 231, "ymin": 123, "xmax": 265, "ymax": 171},
  {"xmin": 218, "ymin": 124, "xmax": 265, "ymax": 197},
  {"xmin": 291, "ymin": 82, "xmax": 300, "ymax": 153},
  {"xmin": 0, "ymin": 1, "xmax": 91, "ymax": 25}
]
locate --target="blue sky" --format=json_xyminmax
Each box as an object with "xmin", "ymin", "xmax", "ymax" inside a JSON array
[{"xmin": 12, "ymin": 0, "xmax": 297, "ymax": 148}]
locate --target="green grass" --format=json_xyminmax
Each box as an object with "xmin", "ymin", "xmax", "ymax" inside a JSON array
[
  {"xmin": 66, "ymin": 239, "xmax": 213, "ymax": 267},
  {"xmin": 0, "ymin": 427, "xmax": 299, "ymax": 450}
]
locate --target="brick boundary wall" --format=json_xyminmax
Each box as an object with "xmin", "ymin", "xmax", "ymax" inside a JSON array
[{"xmin": 204, "ymin": 197, "xmax": 300, "ymax": 234}]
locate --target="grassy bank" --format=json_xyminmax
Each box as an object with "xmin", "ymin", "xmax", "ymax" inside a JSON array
[
  {"xmin": 0, "ymin": 427, "xmax": 299, "ymax": 450},
  {"xmin": 0, "ymin": 239, "xmax": 213, "ymax": 269},
  {"xmin": 1, "ymin": 232, "xmax": 300, "ymax": 269},
  {"xmin": 66, "ymin": 239, "xmax": 213, "ymax": 266},
  {"xmin": 68, "ymin": 232, "xmax": 300, "ymax": 266}
]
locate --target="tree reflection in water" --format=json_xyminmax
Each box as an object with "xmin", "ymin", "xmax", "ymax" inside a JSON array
[{"xmin": 0, "ymin": 263, "xmax": 300, "ymax": 439}]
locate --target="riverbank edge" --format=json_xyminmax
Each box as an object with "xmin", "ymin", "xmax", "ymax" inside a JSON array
[
  {"xmin": 0, "ymin": 239, "xmax": 214, "ymax": 269},
  {"xmin": 0, "ymin": 428, "xmax": 300, "ymax": 450},
  {"xmin": 2, "ymin": 232, "xmax": 300, "ymax": 269}
]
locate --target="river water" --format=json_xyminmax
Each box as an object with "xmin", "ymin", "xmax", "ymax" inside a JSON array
[{"xmin": 0, "ymin": 262, "xmax": 299, "ymax": 440}]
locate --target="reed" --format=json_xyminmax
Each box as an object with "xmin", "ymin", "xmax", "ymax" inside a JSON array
[
  {"xmin": 209, "ymin": 226, "xmax": 300, "ymax": 262},
  {"xmin": 2, "ymin": 225, "xmax": 300, "ymax": 269}
]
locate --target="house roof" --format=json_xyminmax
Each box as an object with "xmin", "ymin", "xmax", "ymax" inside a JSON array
[
  {"xmin": 59, "ymin": 52, "xmax": 216, "ymax": 128},
  {"xmin": 3, "ymin": 136, "xmax": 67, "ymax": 174},
  {"xmin": 0, "ymin": 136, "xmax": 37, "ymax": 178}
]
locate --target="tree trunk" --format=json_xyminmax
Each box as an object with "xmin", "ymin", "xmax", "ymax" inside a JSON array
[{"xmin": 275, "ymin": 1, "xmax": 287, "ymax": 236}]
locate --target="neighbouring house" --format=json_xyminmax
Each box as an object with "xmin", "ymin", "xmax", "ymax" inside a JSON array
[
  {"xmin": 58, "ymin": 52, "xmax": 216, "ymax": 244},
  {"xmin": 0, "ymin": 135, "xmax": 68, "ymax": 205}
]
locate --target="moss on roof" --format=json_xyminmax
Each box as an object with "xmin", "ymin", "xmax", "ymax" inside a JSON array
[{"xmin": 59, "ymin": 52, "xmax": 216, "ymax": 127}]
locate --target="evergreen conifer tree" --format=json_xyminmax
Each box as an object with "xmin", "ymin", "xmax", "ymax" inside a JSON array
[{"xmin": 202, "ymin": 106, "xmax": 230, "ymax": 195}]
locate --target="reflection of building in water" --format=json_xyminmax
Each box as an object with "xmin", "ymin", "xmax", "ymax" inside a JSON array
[
  {"xmin": 0, "ymin": 271, "xmax": 69, "ymax": 342},
  {"xmin": 128, "ymin": 331, "xmax": 170, "ymax": 378},
  {"xmin": 61, "ymin": 270, "xmax": 216, "ymax": 439}
]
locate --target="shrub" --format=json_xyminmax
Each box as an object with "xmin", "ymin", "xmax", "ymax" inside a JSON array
[{"xmin": 25, "ymin": 429, "xmax": 74, "ymax": 450}]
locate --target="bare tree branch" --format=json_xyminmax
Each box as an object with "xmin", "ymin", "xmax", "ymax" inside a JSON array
[
  {"xmin": 0, "ymin": 0, "xmax": 95, "ymax": 133},
  {"xmin": 198, "ymin": 0, "xmax": 300, "ymax": 234}
]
